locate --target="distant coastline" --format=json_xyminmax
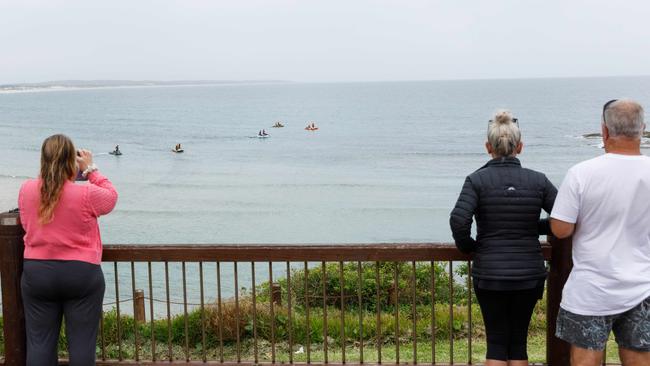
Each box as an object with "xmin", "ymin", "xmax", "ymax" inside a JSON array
[{"xmin": 0, "ymin": 79, "xmax": 290, "ymax": 93}]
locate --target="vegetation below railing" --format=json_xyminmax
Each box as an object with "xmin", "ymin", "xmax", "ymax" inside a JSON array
[
  {"xmin": 50, "ymin": 297, "xmax": 546, "ymax": 360},
  {"xmin": 258, "ymin": 262, "xmax": 473, "ymax": 309},
  {"xmin": 0, "ymin": 301, "xmax": 624, "ymax": 364}
]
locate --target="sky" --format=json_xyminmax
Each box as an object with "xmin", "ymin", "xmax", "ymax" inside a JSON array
[{"xmin": 1, "ymin": 0, "xmax": 649, "ymax": 84}]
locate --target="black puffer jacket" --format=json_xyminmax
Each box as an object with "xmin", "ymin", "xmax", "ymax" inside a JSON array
[{"xmin": 450, "ymin": 157, "xmax": 556, "ymax": 282}]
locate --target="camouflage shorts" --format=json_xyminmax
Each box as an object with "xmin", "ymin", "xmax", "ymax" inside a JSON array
[{"xmin": 556, "ymin": 296, "xmax": 650, "ymax": 352}]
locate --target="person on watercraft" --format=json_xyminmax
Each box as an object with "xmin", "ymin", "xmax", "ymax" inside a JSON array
[
  {"xmin": 258, "ymin": 130, "xmax": 263, "ymax": 137},
  {"xmin": 114, "ymin": 145, "xmax": 120, "ymax": 154},
  {"xmin": 262, "ymin": 129, "xmax": 268, "ymax": 136}
]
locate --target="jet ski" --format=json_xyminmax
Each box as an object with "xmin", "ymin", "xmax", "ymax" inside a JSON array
[{"xmin": 109, "ymin": 150, "xmax": 122, "ymax": 156}]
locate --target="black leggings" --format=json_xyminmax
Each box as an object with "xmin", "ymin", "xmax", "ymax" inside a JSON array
[
  {"xmin": 474, "ymin": 285, "xmax": 543, "ymax": 361},
  {"xmin": 21, "ymin": 259, "xmax": 105, "ymax": 366}
]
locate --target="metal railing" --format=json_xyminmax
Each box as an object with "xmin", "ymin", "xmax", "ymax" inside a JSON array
[{"xmin": 0, "ymin": 211, "xmax": 582, "ymax": 366}]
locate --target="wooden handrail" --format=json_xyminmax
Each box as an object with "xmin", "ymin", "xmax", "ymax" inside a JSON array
[{"xmin": 102, "ymin": 243, "xmax": 552, "ymax": 262}]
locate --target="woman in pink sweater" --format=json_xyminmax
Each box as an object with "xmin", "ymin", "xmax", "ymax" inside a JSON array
[{"xmin": 19, "ymin": 134, "xmax": 117, "ymax": 366}]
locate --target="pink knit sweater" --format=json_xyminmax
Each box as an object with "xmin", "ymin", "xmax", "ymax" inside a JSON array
[{"xmin": 19, "ymin": 171, "xmax": 118, "ymax": 265}]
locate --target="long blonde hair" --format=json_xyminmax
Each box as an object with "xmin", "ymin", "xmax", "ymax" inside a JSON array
[
  {"xmin": 487, "ymin": 110, "xmax": 521, "ymax": 157},
  {"xmin": 38, "ymin": 134, "xmax": 77, "ymax": 224}
]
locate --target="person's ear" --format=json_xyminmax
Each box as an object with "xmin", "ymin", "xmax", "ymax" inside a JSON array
[
  {"xmin": 516, "ymin": 141, "xmax": 523, "ymax": 154},
  {"xmin": 602, "ymin": 123, "xmax": 609, "ymax": 142},
  {"xmin": 485, "ymin": 141, "xmax": 493, "ymax": 155}
]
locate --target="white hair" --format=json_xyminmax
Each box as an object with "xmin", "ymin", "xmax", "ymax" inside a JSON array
[
  {"xmin": 603, "ymin": 99, "xmax": 645, "ymax": 138},
  {"xmin": 487, "ymin": 109, "xmax": 521, "ymax": 157}
]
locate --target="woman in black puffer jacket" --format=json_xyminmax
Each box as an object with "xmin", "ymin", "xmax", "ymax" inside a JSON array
[{"xmin": 450, "ymin": 110, "xmax": 556, "ymax": 366}]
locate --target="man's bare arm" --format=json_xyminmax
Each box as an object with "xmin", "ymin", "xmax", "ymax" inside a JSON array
[{"xmin": 550, "ymin": 218, "xmax": 575, "ymax": 239}]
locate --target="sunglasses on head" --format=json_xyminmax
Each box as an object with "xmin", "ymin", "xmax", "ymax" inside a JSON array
[
  {"xmin": 488, "ymin": 117, "xmax": 518, "ymax": 125},
  {"xmin": 602, "ymin": 99, "xmax": 618, "ymax": 123}
]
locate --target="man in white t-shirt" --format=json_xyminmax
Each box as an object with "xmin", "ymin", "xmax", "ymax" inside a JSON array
[{"xmin": 550, "ymin": 99, "xmax": 650, "ymax": 366}]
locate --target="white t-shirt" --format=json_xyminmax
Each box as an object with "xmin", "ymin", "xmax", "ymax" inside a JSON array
[{"xmin": 551, "ymin": 153, "xmax": 650, "ymax": 316}]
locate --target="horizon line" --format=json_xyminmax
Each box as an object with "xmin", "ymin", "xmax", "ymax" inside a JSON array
[{"xmin": 2, "ymin": 73, "xmax": 649, "ymax": 90}]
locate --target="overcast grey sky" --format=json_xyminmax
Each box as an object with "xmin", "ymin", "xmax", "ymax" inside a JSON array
[{"xmin": 1, "ymin": 0, "xmax": 649, "ymax": 84}]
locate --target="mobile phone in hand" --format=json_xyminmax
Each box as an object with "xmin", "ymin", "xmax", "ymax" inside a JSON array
[{"xmin": 75, "ymin": 150, "xmax": 88, "ymax": 181}]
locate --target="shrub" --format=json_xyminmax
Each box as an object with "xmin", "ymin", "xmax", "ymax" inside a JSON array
[{"xmin": 260, "ymin": 262, "xmax": 472, "ymax": 311}]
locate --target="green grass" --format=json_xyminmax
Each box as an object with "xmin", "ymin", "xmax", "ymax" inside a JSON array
[
  {"xmin": 0, "ymin": 310, "xmax": 623, "ymax": 364},
  {"xmin": 92, "ymin": 336, "xmax": 622, "ymax": 364}
]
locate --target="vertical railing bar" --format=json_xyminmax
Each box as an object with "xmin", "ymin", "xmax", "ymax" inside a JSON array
[
  {"xmin": 182, "ymin": 261, "xmax": 189, "ymax": 362},
  {"xmin": 252, "ymin": 262, "xmax": 259, "ymax": 364},
  {"xmin": 305, "ymin": 261, "xmax": 311, "ymax": 364},
  {"xmin": 131, "ymin": 261, "xmax": 140, "ymax": 362},
  {"xmin": 431, "ymin": 261, "xmax": 436, "ymax": 365},
  {"xmin": 217, "ymin": 262, "xmax": 224, "ymax": 363},
  {"xmin": 114, "ymin": 262, "xmax": 123, "ymax": 361},
  {"xmin": 340, "ymin": 261, "xmax": 345, "ymax": 364},
  {"xmin": 287, "ymin": 262, "xmax": 294, "ymax": 364},
  {"xmin": 449, "ymin": 261, "xmax": 454, "ymax": 365},
  {"xmin": 394, "ymin": 262, "xmax": 399, "ymax": 365},
  {"xmin": 100, "ymin": 307, "xmax": 106, "ymax": 360},
  {"xmin": 412, "ymin": 261, "xmax": 417, "ymax": 365},
  {"xmin": 234, "ymin": 261, "xmax": 241, "ymax": 363},
  {"xmin": 269, "ymin": 262, "xmax": 276, "ymax": 363},
  {"xmin": 322, "ymin": 261, "xmax": 328, "ymax": 364},
  {"xmin": 200, "ymin": 261, "xmax": 207, "ymax": 363},
  {"xmin": 148, "ymin": 262, "xmax": 156, "ymax": 362},
  {"xmin": 358, "ymin": 261, "xmax": 363, "ymax": 364},
  {"xmin": 165, "ymin": 261, "xmax": 172, "ymax": 361},
  {"xmin": 376, "ymin": 261, "xmax": 382, "ymax": 364},
  {"xmin": 467, "ymin": 261, "xmax": 472, "ymax": 365}
]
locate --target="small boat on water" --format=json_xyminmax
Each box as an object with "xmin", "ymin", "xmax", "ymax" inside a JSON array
[
  {"xmin": 110, "ymin": 145, "xmax": 122, "ymax": 155},
  {"xmin": 272, "ymin": 122, "xmax": 285, "ymax": 128},
  {"xmin": 256, "ymin": 129, "xmax": 270, "ymax": 138},
  {"xmin": 172, "ymin": 143, "xmax": 184, "ymax": 153},
  {"xmin": 172, "ymin": 148, "xmax": 184, "ymax": 153},
  {"xmin": 305, "ymin": 122, "xmax": 318, "ymax": 131}
]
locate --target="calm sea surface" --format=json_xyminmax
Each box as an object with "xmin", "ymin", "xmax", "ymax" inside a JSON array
[{"xmin": 2, "ymin": 77, "xmax": 649, "ymax": 313}]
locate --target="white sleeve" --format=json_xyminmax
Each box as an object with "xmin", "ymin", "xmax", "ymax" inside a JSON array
[{"xmin": 550, "ymin": 167, "xmax": 580, "ymax": 224}]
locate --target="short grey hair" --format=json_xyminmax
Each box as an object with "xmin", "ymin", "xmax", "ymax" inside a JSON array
[
  {"xmin": 603, "ymin": 99, "xmax": 645, "ymax": 138},
  {"xmin": 487, "ymin": 109, "xmax": 521, "ymax": 157}
]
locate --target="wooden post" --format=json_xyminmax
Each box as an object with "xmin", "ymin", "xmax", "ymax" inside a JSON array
[
  {"xmin": 271, "ymin": 283, "xmax": 282, "ymax": 306},
  {"xmin": 134, "ymin": 289, "xmax": 146, "ymax": 323},
  {"xmin": 547, "ymin": 234, "xmax": 573, "ymax": 366},
  {"xmin": 0, "ymin": 211, "xmax": 26, "ymax": 366}
]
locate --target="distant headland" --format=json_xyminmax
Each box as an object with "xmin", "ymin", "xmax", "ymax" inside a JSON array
[
  {"xmin": 583, "ymin": 132, "xmax": 650, "ymax": 138},
  {"xmin": 0, "ymin": 80, "xmax": 290, "ymax": 93}
]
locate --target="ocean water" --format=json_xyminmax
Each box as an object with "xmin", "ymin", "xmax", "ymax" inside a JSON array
[{"xmin": 2, "ymin": 77, "xmax": 650, "ymax": 313}]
